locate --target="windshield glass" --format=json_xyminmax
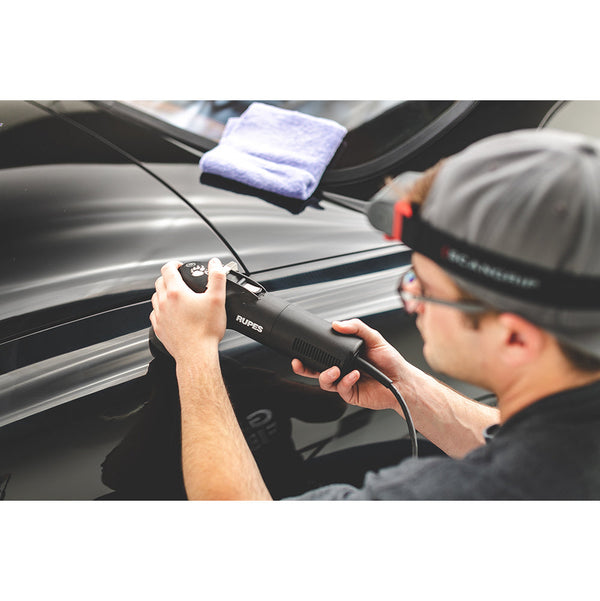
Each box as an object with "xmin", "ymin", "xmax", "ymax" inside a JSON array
[
  {"xmin": 117, "ymin": 100, "xmax": 457, "ymax": 172},
  {"xmin": 121, "ymin": 100, "xmax": 401, "ymax": 143}
]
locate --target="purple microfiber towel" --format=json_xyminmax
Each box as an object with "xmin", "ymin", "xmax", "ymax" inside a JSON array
[{"xmin": 199, "ymin": 102, "xmax": 347, "ymax": 200}]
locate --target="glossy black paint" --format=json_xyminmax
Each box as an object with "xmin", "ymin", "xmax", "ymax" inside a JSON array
[
  {"xmin": 1, "ymin": 103, "xmax": 234, "ymax": 342},
  {"xmin": 0, "ymin": 100, "xmax": 555, "ymax": 499},
  {"xmin": 33, "ymin": 100, "xmax": 402, "ymax": 273}
]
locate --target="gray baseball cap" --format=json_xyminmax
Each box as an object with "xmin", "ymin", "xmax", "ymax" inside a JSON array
[{"xmin": 368, "ymin": 129, "xmax": 600, "ymax": 359}]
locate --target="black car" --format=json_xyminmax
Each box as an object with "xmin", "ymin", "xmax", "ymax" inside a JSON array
[{"xmin": 0, "ymin": 99, "xmax": 570, "ymax": 500}]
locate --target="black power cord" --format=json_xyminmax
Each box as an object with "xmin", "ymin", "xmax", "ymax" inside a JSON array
[{"xmin": 355, "ymin": 357, "xmax": 418, "ymax": 458}]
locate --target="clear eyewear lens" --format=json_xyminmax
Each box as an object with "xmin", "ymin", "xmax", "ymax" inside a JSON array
[
  {"xmin": 399, "ymin": 269, "xmax": 422, "ymax": 314},
  {"xmin": 400, "ymin": 290, "xmax": 421, "ymax": 314},
  {"xmin": 399, "ymin": 268, "xmax": 490, "ymax": 315}
]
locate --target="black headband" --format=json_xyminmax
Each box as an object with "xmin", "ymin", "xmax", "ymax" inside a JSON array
[{"xmin": 395, "ymin": 202, "xmax": 600, "ymax": 310}]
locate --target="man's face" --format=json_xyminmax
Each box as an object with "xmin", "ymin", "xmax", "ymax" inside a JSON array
[{"xmin": 408, "ymin": 253, "xmax": 495, "ymax": 388}]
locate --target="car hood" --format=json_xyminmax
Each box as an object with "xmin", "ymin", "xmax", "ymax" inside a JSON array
[
  {"xmin": 144, "ymin": 162, "xmax": 398, "ymax": 274},
  {"xmin": 41, "ymin": 101, "xmax": 399, "ymax": 275}
]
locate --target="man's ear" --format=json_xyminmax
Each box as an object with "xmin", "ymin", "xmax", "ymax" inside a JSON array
[{"xmin": 496, "ymin": 313, "xmax": 549, "ymax": 366}]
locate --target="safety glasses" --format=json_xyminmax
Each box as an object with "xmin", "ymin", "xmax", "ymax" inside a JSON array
[{"xmin": 399, "ymin": 268, "xmax": 491, "ymax": 315}]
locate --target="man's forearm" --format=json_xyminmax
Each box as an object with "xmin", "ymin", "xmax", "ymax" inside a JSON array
[
  {"xmin": 396, "ymin": 363, "xmax": 500, "ymax": 458},
  {"xmin": 176, "ymin": 347, "xmax": 272, "ymax": 500}
]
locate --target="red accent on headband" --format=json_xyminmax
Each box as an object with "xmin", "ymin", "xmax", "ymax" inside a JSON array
[{"xmin": 384, "ymin": 199, "xmax": 413, "ymax": 241}]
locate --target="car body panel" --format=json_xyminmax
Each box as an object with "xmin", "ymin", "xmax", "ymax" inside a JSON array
[
  {"xmin": 1, "ymin": 102, "xmax": 236, "ymax": 344},
  {"xmin": 0, "ymin": 101, "xmax": 414, "ymax": 500}
]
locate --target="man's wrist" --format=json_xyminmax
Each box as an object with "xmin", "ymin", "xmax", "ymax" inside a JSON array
[
  {"xmin": 172, "ymin": 338, "xmax": 220, "ymax": 366},
  {"xmin": 174, "ymin": 340, "xmax": 220, "ymax": 380},
  {"xmin": 175, "ymin": 343, "xmax": 227, "ymax": 414}
]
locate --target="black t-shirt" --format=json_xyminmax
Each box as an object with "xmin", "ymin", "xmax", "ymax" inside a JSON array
[{"xmin": 288, "ymin": 379, "xmax": 600, "ymax": 500}]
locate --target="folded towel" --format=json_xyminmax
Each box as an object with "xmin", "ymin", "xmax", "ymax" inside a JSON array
[{"xmin": 199, "ymin": 102, "xmax": 347, "ymax": 200}]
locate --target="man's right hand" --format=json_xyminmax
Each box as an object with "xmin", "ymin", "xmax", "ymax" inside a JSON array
[{"xmin": 291, "ymin": 319, "xmax": 410, "ymax": 413}]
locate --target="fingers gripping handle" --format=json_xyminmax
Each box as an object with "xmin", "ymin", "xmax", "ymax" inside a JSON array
[{"xmin": 152, "ymin": 261, "xmax": 364, "ymax": 375}]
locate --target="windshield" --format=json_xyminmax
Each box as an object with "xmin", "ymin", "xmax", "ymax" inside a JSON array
[
  {"xmin": 116, "ymin": 100, "xmax": 457, "ymax": 172},
  {"xmin": 120, "ymin": 100, "xmax": 401, "ymax": 144}
]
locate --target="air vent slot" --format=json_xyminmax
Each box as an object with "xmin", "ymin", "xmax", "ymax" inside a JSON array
[{"xmin": 292, "ymin": 338, "xmax": 339, "ymax": 370}]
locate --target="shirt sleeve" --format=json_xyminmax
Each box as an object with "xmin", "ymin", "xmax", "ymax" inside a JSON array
[
  {"xmin": 285, "ymin": 483, "xmax": 369, "ymax": 500},
  {"xmin": 285, "ymin": 457, "xmax": 448, "ymax": 500},
  {"xmin": 283, "ymin": 455, "xmax": 487, "ymax": 500}
]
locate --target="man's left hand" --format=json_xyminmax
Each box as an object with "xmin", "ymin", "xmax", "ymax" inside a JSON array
[{"xmin": 150, "ymin": 258, "xmax": 227, "ymax": 362}]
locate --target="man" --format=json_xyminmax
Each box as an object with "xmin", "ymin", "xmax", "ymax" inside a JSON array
[{"xmin": 150, "ymin": 129, "xmax": 600, "ymax": 500}]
